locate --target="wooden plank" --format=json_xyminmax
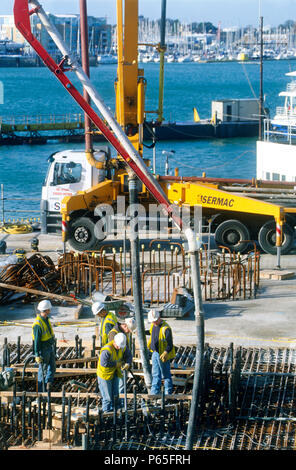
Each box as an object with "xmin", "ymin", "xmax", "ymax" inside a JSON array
[{"xmin": 0, "ymin": 282, "xmax": 80, "ymax": 304}]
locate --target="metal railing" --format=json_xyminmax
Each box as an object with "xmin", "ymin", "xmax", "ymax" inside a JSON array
[
  {"xmin": 56, "ymin": 241, "xmax": 260, "ymax": 304},
  {"xmin": 274, "ymin": 106, "xmax": 296, "ymax": 117},
  {"xmin": 0, "ymin": 184, "xmax": 40, "ymax": 225},
  {"xmin": 263, "ymin": 118, "xmax": 296, "ymax": 144},
  {"xmin": 0, "ymin": 113, "xmax": 84, "ymax": 126}
]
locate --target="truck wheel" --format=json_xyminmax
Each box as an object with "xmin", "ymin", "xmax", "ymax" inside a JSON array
[
  {"xmin": 258, "ymin": 221, "xmax": 294, "ymax": 255},
  {"xmin": 215, "ymin": 219, "xmax": 250, "ymax": 253},
  {"xmin": 68, "ymin": 217, "xmax": 99, "ymax": 251}
]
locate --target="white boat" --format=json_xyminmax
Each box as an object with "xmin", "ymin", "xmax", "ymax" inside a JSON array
[
  {"xmin": 256, "ymin": 71, "xmax": 296, "ymax": 183},
  {"xmin": 142, "ymin": 54, "xmax": 153, "ymax": 63},
  {"xmin": 177, "ymin": 54, "xmax": 192, "ymax": 63},
  {"xmin": 271, "ymin": 72, "xmax": 296, "ymax": 131},
  {"xmin": 166, "ymin": 54, "xmax": 175, "ymax": 63},
  {"xmin": 97, "ymin": 54, "xmax": 117, "ymax": 65}
]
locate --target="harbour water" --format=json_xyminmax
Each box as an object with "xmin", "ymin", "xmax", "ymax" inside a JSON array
[{"xmin": 0, "ymin": 59, "xmax": 295, "ymax": 216}]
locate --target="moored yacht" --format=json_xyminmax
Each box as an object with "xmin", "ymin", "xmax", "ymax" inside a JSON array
[
  {"xmin": 257, "ymin": 71, "xmax": 296, "ymax": 183},
  {"xmin": 271, "ymin": 71, "xmax": 296, "ymax": 131}
]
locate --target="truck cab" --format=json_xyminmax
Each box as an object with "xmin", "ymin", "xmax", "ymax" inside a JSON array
[{"xmin": 41, "ymin": 147, "xmax": 110, "ymax": 235}]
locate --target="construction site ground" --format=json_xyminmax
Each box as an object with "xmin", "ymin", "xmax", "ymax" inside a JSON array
[
  {"xmin": 1, "ymin": 232, "xmax": 296, "ymax": 454},
  {"xmin": 0, "ymin": 231, "xmax": 296, "ymax": 349}
]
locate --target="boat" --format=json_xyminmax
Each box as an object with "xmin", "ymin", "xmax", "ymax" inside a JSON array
[
  {"xmin": 166, "ymin": 54, "xmax": 175, "ymax": 63},
  {"xmin": 257, "ymin": 71, "xmax": 296, "ymax": 183},
  {"xmin": 177, "ymin": 54, "xmax": 192, "ymax": 63},
  {"xmin": 97, "ymin": 54, "xmax": 118, "ymax": 65},
  {"xmin": 270, "ymin": 71, "xmax": 296, "ymax": 131}
]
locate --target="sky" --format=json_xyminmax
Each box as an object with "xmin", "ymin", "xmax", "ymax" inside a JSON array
[{"xmin": 1, "ymin": 0, "xmax": 296, "ymax": 28}]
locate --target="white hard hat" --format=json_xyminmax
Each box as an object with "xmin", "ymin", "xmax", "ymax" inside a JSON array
[
  {"xmin": 125, "ymin": 317, "xmax": 136, "ymax": 332},
  {"xmin": 91, "ymin": 302, "xmax": 106, "ymax": 316},
  {"xmin": 148, "ymin": 309, "xmax": 160, "ymax": 323},
  {"xmin": 38, "ymin": 300, "xmax": 52, "ymax": 312},
  {"xmin": 114, "ymin": 332, "xmax": 127, "ymax": 349}
]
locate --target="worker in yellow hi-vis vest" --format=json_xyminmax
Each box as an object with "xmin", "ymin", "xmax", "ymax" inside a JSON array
[
  {"xmin": 97, "ymin": 333, "xmax": 132, "ymax": 412},
  {"xmin": 147, "ymin": 309, "xmax": 175, "ymax": 397},
  {"xmin": 92, "ymin": 302, "xmax": 118, "ymax": 347},
  {"xmin": 31, "ymin": 300, "xmax": 56, "ymax": 392}
]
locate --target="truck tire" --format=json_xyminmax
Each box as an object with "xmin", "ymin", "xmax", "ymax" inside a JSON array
[
  {"xmin": 215, "ymin": 219, "xmax": 250, "ymax": 253},
  {"xmin": 68, "ymin": 217, "xmax": 99, "ymax": 251},
  {"xmin": 258, "ymin": 221, "xmax": 294, "ymax": 255}
]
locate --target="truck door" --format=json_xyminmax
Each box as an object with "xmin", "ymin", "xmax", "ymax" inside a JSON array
[{"xmin": 47, "ymin": 161, "xmax": 84, "ymax": 213}]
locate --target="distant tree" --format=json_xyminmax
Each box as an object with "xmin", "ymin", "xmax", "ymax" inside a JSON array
[
  {"xmin": 278, "ymin": 20, "xmax": 295, "ymax": 29},
  {"xmin": 191, "ymin": 22, "xmax": 217, "ymax": 34}
]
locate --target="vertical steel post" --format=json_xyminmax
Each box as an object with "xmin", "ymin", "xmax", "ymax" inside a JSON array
[{"xmin": 185, "ymin": 229, "xmax": 205, "ymax": 450}]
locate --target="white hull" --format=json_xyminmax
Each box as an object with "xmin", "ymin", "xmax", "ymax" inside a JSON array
[{"xmin": 256, "ymin": 140, "xmax": 296, "ymax": 182}]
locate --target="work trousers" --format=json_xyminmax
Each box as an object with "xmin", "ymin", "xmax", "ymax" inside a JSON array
[
  {"xmin": 97, "ymin": 375, "xmax": 119, "ymax": 412},
  {"xmin": 150, "ymin": 351, "xmax": 173, "ymax": 395},
  {"xmin": 38, "ymin": 344, "xmax": 56, "ymax": 392}
]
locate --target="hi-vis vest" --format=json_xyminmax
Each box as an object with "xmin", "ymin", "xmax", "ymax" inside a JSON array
[
  {"xmin": 97, "ymin": 341, "xmax": 125, "ymax": 380},
  {"xmin": 147, "ymin": 321, "xmax": 176, "ymax": 361},
  {"xmin": 32, "ymin": 315, "xmax": 54, "ymax": 342},
  {"xmin": 100, "ymin": 311, "xmax": 118, "ymax": 346}
]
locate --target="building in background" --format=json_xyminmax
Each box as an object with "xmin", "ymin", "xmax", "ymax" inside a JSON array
[{"xmin": 0, "ymin": 13, "xmax": 112, "ymax": 60}]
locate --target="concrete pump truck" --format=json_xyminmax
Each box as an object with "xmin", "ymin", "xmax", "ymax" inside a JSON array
[{"xmin": 13, "ymin": 0, "xmax": 296, "ymax": 257}]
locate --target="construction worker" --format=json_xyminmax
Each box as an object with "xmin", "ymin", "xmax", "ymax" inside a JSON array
[
  {"xmin": 108, "ymin": 317, "xmax": 137, "ymax": 348},
  {"xmin": 97, "ymin": 332, "xmax": 132, "ymax": 412},
  {"xmin": 32, "ymin": 299, "xmax": 56, "ymax": 392},
  {"xmin": 147, "ymin": 309, "xmax": 175, "ymax": 397},
  {"xmin": 108, "ymin": 317, "xmax": 136, "ymax": 403},
  {"xmin": 92, "ymin": 301, "xmax": 118, "ymax": 347}
]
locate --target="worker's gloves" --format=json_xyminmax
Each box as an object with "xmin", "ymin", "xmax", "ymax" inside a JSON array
[
  {"xmin": 121, "ymin": 363, "xmax": 130, "ymax": 371},
  {"xmin": 35, "ymin": 356, "xmax": 43, "ymax": 364},
  {"xmin": 160, "ymin": 351, "xmax": 168, "ymax": 362}
]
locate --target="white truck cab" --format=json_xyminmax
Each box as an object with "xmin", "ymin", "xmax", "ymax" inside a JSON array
[{"xmin": 41, "ymin": 146, "xmax": 110, "ymax": 234}]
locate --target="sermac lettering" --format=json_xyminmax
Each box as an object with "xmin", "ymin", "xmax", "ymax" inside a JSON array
[{"xmin": 200, "ymin": 195, "xmax": 234, "ymax": 208}]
